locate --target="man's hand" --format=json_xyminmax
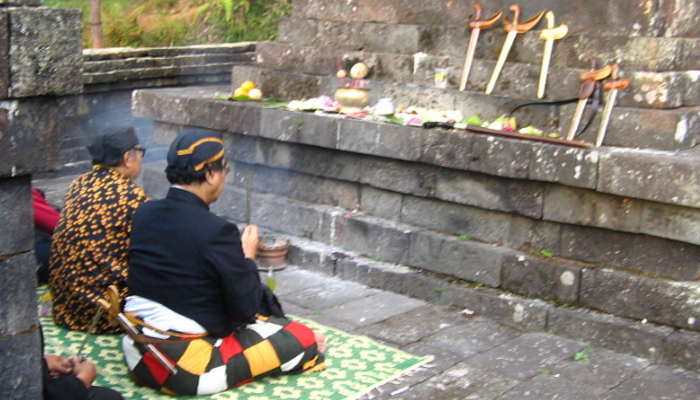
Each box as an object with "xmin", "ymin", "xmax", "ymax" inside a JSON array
[
  {"xmin": 241, "ymin": 224, "xmax": 259, "ymax": 260},
  {"xmin": 44, "ymin": 355, "xmax": 73, "ymax": 376},
  {"xmin": 69, "ymin": 357, "xmax": 98, "ymax": 389}
]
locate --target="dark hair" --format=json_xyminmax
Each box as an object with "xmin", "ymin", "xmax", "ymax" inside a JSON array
[{"xmin": 166, "ymin": 158, "xmax": 225, "ymax": 185}]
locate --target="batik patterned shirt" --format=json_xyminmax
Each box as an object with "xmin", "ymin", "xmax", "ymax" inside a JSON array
[{"xmin": 49, "ymin": 166, "xmax": 149, "ymax": 333}]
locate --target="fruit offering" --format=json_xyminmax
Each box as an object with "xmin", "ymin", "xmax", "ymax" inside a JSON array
[{"xmin": 233, "ymin": 80, "xmax": 263, "ymax": 100}]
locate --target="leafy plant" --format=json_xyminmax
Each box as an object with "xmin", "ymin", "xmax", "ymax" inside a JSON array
[
  {"xmin": 434, "ymin": 286, "xmax": 443, "ymax": 293},
  {"xmin": 45, "ymin": 0, "xmax": 291, "ymax": 48},
  {"xmin": 573, "ymin": 351, "xmax": 589, "ymax": 362},
  {"xmin": 458, "ymin": 235, "xmax": 472, "ymax": 241},
  {"xmin": 540, "ymin": 249, "xmax": 554, "ymax": 258}
]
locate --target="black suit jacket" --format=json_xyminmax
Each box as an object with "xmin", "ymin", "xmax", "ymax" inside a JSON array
[{"xmin": 127, "ymin": 187, "xmax": 262, "ymax": 338}]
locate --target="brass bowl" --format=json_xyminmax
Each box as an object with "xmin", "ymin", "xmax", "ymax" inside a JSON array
[{"xmin": 334, "ymin": 87, "xmax": 371, "ymax": 109}]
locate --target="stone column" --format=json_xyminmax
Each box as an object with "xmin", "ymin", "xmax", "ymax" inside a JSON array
[{"xmin": 0, "ymin": 1, "xmax": 82, "ymax": 399}]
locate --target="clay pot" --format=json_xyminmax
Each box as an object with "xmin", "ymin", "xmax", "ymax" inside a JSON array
[{"xmin": 257, "ymin": 237, "xmax": 290, "ymax": 271}]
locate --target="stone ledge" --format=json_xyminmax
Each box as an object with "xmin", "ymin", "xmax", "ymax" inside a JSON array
[
  {"xmin": 235, "ymin": 62, "xmax": 699, "ymax": 151},
  {"xmin": 83, "ymin": 63, "xmax": 237, "ymax": 85},
  {"xmin": 580, "ymin": 268, "xmax": 700, "ymax": 333},
  {"xmin": 84, "ymin": 53, "xmax": 252, "ymax": 74},
  {"xmin": 82, "ymin": 43, "xmax": 256, "ymax": 61},
  {"xmin": 132, "ymin": 85, "xmax": 700, "ymax": 212}
]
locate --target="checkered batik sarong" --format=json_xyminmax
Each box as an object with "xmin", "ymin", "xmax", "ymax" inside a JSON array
[{"xmin": 122, "ymin": 316, "xmax": 326, "ymax": 396}]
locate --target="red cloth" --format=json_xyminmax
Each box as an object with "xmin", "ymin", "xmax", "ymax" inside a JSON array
[{"xmin": 32, "ymin": 189, "xmax": 60, "ymax": 234}]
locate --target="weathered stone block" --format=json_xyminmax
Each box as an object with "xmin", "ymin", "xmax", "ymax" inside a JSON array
[
  {"xmin": 547, "ymin": 306, "xmax": 672, "ymax": 366},
  {"xmin": 543, "ymin": 185, "xmax": 643, "ymax": 232},
  {"xmin": 396, "ymin": 0, "xmax": 473, "ymax": 26},
  {"xmin": 359, "ymin": 157, "xmax": 438, "ymax": 198},
  {"xmin": 132, "ymin": 88, "xmax": 193, "ymax": 126},
  {"xmin": 260, "ymin": 108, "xmax": 301, "ymax": 142},
  {"xmin": 209, "ymin": 185, "xmax": 247, "ymax": 224},
  {"xmin": 276, "ymin": 17, "xmax": 318, "ymax": 45},
  {"xmin": 188, "ymin": 97, "xmax": 260, "ymax": 137},
  {"xmin": 360, "ymin": 22, "xmax": 422, "ymax": 54},
  {"xmin": 561, "ymin": 225, "xmax": 700, "ymax": 281},
  {"xmin": 0, "ymin": 0, "xmax": 42, "ymax": 6},
  {"xmin": 659, "ymin": 330, "xmax": 700, "ymax": 373},
  {"xmin": 240, "ymin": 162, "xmax": 360, "ymax": 210},
  {"xmin": 0, "ymin": 253, "xmax": 38, "ymax": 335},
  {"xmin": 420, "ymin": 128, "xmax": 473, "ymax": 170},
  {"xmin": 0, "ymin": 176, "xmax": 32, "ymax": 255},
  {"xmin": 292, "ymin": 0, "xmax": 400, "ymax": 23},
  {"xmin": 530, "ymin": 146, "xmax": 599, "ymax": 189},
  {"xmin": 375, "ymin": 123, "xmax": 423, "ymax": 162},
  {"xmin": 135, "ymin": 161, "xmax": 168, "ymax": 199},
  {"xmin": 6, "ymin": 7, "xmax": 82, "ymax": 98},
  {"xmin": 501, "ymin": 253, "xmax": 582, "ymax": 304},
  {"xmin": 469, "ymin": 135, "xmax": 534, "ymax": 179},
  {"xmin": 0, "ymin": 97, "xmax": 62, "ymax": 177},
  {"xmin": 506, "ymin": 217, "xmax": 562, "ymax": 255},
  {"xmin": 332, "ymin": 213, "xmax": 412, "ymax": 265},
  {"xmin": 0, "ymin": 331, "xmax": 42, "ymax": 400},
  {"xmin": 401, "ymin": 196, "xmax": 513, "ymax": 245},
  {"xmin": 337, "ymin": 118, "xmax": 378, "ymax": 155},
  {"xmin": 435, "ymin": 169, "xmax": 544, "ymax": 218},
  {"xmin": 409, "ymin": 230, "xmax": 510, "ymax": 287},
  {"xmin": 441, "ymin": 284, "xmax": 551, "ymax": 331},
  {"xmin": 640, "ymin": 201, "xmax": 700, "ymax": 247},
  {"xmin": 570, "ymin": 106, "xmax": 700, "ymax": 151},
  {"xmin": 359, "ymin": 186, "xmax": 402, "ymax": 220},
  {"xmin": 297, "ymin": 112, "xmax": 338, "ymax": 149},
  {"xmin": 224, "ymin": 132, "xmax": 258, "ymax": 165},
  {"xmin": 285, "ymin": 238, "xmax": 338, "ymax": 276},
  {"xmin": 598, "ymin": 149, "xmax": 700, "ymax": 209},
  {"xmin": 0, "ymin": 12, "xmax": 7, "ymax": 99},
  {"xmin": 250, "ymin": 192, "xmax": 332, "ymax": 243},
  {"xmin": 580, "ymin": 268, "xmax": 700, "ymax": 332}
]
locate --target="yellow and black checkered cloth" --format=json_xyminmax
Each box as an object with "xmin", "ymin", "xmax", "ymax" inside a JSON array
[{"xmin": 123, "ymin": 315, "xmax": 325, "ymax": 396}]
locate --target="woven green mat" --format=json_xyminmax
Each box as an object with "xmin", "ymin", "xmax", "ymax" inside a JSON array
[{"xmin": 39, "ymin": 288, "xmax": 432, "ymax": 400}]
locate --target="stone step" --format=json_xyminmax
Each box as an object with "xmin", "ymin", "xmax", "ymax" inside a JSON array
[
  {"xmin": 256, "ymin": 40, "xmax": 700, "ymax": 111},
  {"xmin": 284, "ymin": 235, "xmax": 700, "ymax": 374},
  {"xmin": 83, "ymin": 63, "xmax": 238, "ymax": 85},
  {"xmin": 232, "ymin": 63, "xmax": 700, "ymax": 151},
  {"xmin": 83, "ymin": 53, "xmax": 253, "ymax": 74},
  {"xmin": 290, "ymin": 0, "xmax": 697, "ymax": 38},
  {"xmin": 82, "ymin": 42, "xmax": 256, "ymax": 61}
]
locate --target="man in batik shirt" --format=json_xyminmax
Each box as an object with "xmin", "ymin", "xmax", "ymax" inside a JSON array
[{"xmin": 49, "ymin": 127, "xmax": 150, "ymax": 333}]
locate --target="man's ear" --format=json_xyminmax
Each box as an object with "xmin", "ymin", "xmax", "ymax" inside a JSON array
[{"xmin": 204, "ymin": 168, "xmax": 216, "ymax": 185}]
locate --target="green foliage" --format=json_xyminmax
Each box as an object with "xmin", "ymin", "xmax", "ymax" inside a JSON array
[
  {"xmin": 539, "ymin": 249, "xmax": 554, "ymax": 258},
  {"xmin": 44, "ymin": 0, "xmax": 291, "ymax": 48},
  {"xmin": 458, "ymin": 235, "xmax": 472, "ymax": 241},
  {"xmin": 574, "ymin": 351, "xmax": 589, "ymax": 362}
]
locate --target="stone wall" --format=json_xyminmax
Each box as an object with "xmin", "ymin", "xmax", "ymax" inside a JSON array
[
  {"xmin": 0, "ymin": 3, "xmax": 82, "ymax": 399},
  {"xmin": 40, "ymin": 43, "xmax": 256, "ymax": 178},
  {"xmin": 132, "ymin": 73, "xmax": 700, "ymax": 371},
  {"xmin": 237, "ymin": 0, "xmax": 700, "ymax": 151}
]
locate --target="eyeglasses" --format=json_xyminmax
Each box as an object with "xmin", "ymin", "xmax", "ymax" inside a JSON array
[{"xmin": 132, "ymin": 146, "xmax": 146, "ymax": 157}]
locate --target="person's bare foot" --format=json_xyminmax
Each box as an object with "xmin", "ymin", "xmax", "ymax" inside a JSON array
[{"xmin": 315, "ymin": 333, "xmax": 327, "ymax": 353}]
